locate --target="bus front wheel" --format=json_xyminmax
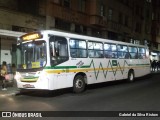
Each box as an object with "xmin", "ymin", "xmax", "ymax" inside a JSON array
[
  {"xmin": 73, "ymin": 75, "xmax": 86, "ymax": 93},
  {"xmin": 128, "ymin": 70, "xmax": 135, "ymax": 82}
]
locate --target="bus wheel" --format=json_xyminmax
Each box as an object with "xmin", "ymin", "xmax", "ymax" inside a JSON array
[
  {"xmin": 73, "ymin": 75, "xmax": 86, "ymax": 93},
  {"xmin": 128, "ymin": 70, "xmax": 135, "ymax": 82}
]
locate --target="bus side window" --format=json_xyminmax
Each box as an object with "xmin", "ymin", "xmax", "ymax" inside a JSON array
[
  {"xmin": 59, "ymin": 44, "xmax": 67, "ymax": 57},
  {"xmin": 88, "ymin": 41, "xmax": 103, "ymax": 58},
  {"xmin": 70, "ymin": 39, "xmax": 87, "ymax": 58},
  {"xmin": 129, "ymin": 46, "xmax": 138, "ymax": 59},
  {"xmin": 104, "ymin": 51, "xmax": 112, "ymax": 58},
  {"xmin": 138, "ymin": 47, "xmax": 145, "ymax": 59},
  {"xmin": 112, "ymin": 53, "xmax": 116, "ymax": 58},
  {"xmin": 88, "ymin": 50, "xmax": 94, "ymax": 57},
  {"xmin": 104, "ymin": 43, "xmax": 111, "ymax": 58},
  {"xmin": 117, "ymin": 44, "xmax": 129, "ymax": 59},
  {"xmin": 134, "ymin": 53, "xmax": 138, "ymax": 59},
  {"xmin": 49, "ymin": 36, "xmax": 69, "ymax": 66},
  {"xmin": 80, "ymin": 50, "xmax": 87, "ymax": 58},
  {"xmin": 111, "ymin": 44, "xmax": 117, "ymax": 58},
  {"xmin": 125, "ymin": 52, "xmax": 130, "ymax": 59},
  {"xmin": 70, "ymin": 49, "xmax": 75, "ymax": 57}
]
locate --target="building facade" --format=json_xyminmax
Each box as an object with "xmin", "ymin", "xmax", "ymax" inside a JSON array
[
  {"xmin": 0, "ymin": 0, "xmax": 46, "ymax": 64},
  {"xmin": 46, "ymin": 0, "xmax": 152, "ymax": 43},
  {"xmin": 0, "ymin": 0, "xmax": 158, "ymax": 64},
  {"xmin": 151, "ymin": 0, "xmax": 160, "ymax": 60}
]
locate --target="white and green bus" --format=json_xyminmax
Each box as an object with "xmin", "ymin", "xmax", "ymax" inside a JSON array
[{"xmin": 15, "ymin": 30, "xmax": 151, "ymax": 93}]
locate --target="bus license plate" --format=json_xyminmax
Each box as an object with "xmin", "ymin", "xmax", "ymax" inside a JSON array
[{"xmin": 23, "ymin": 84, "xmax": 35, "ymax": 88}]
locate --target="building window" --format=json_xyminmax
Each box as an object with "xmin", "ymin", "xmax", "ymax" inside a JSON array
[
  {"xmin": 135, "ymin": 22, "xmax": 141, "ymax": 33},
  {"xmin": 135, "ymin": 5, "xmax": 140, "ymax": 15},
  {"xmin": 146, "ymin": 0, "xmax": 151, "ymax": 3},
  {"xmin": 157, "ymin": 28, "xmax": 159, "ymax": 35},
  {"xmin": 118, "ymin": 12, "xmax": 123, "ymax": 24},
  {"xmin": 124, "ymin": 15, "xmax": 129, "ymax": 27},
  {"xmin": 100, "ymin": 5, "xmax": 105, "ymax": 16},
  {"xmin": 92, "ymin": 29, "xmax": 102, "ymax": 38},
  {"xmin": 124, "ymin": 0, "xmax": 129, "ymax": 6},
  {"xmin": 108, "ymin": 9, "xmax": 113, "ymax": 20},
  {"xmin": 145, "ymin": 25, "xmax": 150, "ymax": 34},
  {"xmin": 18, "ymin": 0, "xmax": 39, "ymax": 15},
  {"xmin": 145, "ymin": 9, "xmax": 150, "ymax": 20},
  {"xmin": 63, "ymin": 0, "xmax": 70, "ymax": 8},
  {"xmin": 55, "ymin": 19, "xmax": 71, "ymax": 31},
  {"xmin": 75, "ymin": 25, "xmax": 83, "ymax": 34},
  {"xmin": 12, "ymin": 25, "xmax": 35, "ymax": 32},
  {"xmin": 158, "ymin": 13, "xmax": 160, "ymax": 20},
  {"xmin": 53, "ymin": 0, "xmax": 61, "ymax": 4},
  {"xmin": 78, "ymin": 0, "xmax": 86, "ymax": 12},
  {"xmin": 108, "ymin": 31, "xmax": 118, "ymax": 40},
  {"xmin": 133, "ymin": 40, "xmax": 140, "ymax": 45}
]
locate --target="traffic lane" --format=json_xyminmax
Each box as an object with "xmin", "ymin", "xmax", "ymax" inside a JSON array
[
  {"xmin": 55, "ymin": 74, "xmax": 160, "ymax": 111},
  {"xmin": 25, "ymin": 74, "xmax": 160, "ymax": 111}
]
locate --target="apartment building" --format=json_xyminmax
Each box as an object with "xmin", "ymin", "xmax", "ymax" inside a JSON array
[
  {"xmin": 151, "ymin": 0, "xmax": 160, "ymax": 60},
  {"xmin": 152, "ymin": 0, "xmax": 160, "ymax": 43},
  {"xmin": 0, "ymin": 0, "xmax": 156, "ymax": 64},
  {"xmin": 0, "ymin": 0, "xmax": 46, "ymax": 64}
]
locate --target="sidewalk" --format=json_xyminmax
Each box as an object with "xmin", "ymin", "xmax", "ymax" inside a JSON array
[
  {"xmin": 151, "ymin": 69, "xmax": 160, "ymax": 74},
  {"xmin": 0, "ymin": 80, "xmax": 20, "ymax": 96},
  {"xmin": 1, "ymin": 71, "xmax": 160, "ymax": 96}
]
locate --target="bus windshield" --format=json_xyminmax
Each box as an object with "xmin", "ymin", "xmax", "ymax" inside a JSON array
[{"xmin": 16, "ymin": 40, "xmax": 47, "ymax": 69}]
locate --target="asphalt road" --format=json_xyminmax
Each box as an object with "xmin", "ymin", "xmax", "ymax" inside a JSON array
[{"xmin": 0, "ymin": 73, "xmax": 160, "ymax": 119}]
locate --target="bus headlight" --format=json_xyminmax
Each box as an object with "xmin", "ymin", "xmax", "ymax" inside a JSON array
[{"xmin": 35, "ymin": 71, "xmax": 41, "ymax": 77}]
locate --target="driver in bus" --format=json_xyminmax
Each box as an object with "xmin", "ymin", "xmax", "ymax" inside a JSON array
[{"xmin": 38, "ymin": 54, "xmax": 46, "ymax": 67}]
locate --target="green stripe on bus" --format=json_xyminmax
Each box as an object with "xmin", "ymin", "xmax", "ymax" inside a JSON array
[
  {"xmin": 23, "ymin": 77, "xmax": 39, "ymax": 79},
  {"xmin": 44, "ymin": 62, "xmax": 150, "ymax": 70},
  {"xmin": 44, "ymin": 59, "xmax": 150, "ymax": 79},
  {"xmin": 45, "ymin": 65, "xmax": 90, "ymax": 69}
]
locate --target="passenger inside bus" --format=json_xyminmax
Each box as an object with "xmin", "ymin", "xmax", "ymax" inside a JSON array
[
  {"xmin": 112, "ymin": 53, "xmax": 117, "ymax": 58},
  {"xmin": 125, "ymin": 53, "xmax": 130, "ymax": 59},
  {"xmin": 104, "ymin": 51, "xmax": 112, "ymax": 58}
]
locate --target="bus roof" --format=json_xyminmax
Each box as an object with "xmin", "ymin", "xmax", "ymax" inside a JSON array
[{"xmin": 23, "ymin": 30, "xmax": 147, "ymax": 48}]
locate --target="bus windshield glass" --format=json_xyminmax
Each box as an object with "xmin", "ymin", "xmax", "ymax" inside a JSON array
[{"xmin": 16, "ymin": 40, "xmax": 46, "ymax": 69}]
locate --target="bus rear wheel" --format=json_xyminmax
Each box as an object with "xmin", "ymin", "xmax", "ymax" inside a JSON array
[
  {"xmin": 73, "ymin": 75, "xmax": 86, "ymax": 93},
  {"xmin": 128, "ymin": 70, "xmax": 135, "ymax": 82}
]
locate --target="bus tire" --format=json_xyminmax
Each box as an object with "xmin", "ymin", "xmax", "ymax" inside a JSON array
[
  {"xmin": 73, "ymin": 75, "xmax": 86, "ymax": 93},
  {"xmin": 128, "ymin": 70, "xmax": 135, "ymax": 82}
]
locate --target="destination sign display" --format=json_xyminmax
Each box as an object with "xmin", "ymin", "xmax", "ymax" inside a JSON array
[{"xmin": 21, "ymin": 33, "xmax": 42, "ymax": 41}]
